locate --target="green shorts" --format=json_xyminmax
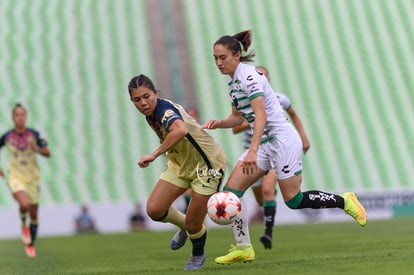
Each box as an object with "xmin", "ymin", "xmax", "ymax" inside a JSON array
[{"xmin": 160, "ymin": 166, "xmax": 224, "ymax": 196}]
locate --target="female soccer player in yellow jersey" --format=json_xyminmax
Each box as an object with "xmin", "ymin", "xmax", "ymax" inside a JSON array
[
  {"xmin": 203, "ymin": 30, "xmax": 367, "ymax": 265},
  {"xmin": 0, "ymin": 103, "xmax": 51, "ymax": 257},
  {"xmin": 128, "ymin": 74, "xmax": 227, "ymax": 270}
]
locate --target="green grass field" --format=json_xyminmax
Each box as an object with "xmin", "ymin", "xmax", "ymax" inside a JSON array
[{"xmin": 1, "ymin": 218, "xmax": 413, "ymax": 275}]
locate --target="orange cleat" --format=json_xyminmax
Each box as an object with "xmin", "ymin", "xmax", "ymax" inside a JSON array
[
  {"xmin": 25, "ymin": 245, "xmax": 36, "ymax": 258},
  {"xmin": 22, "ymin": 227, "xmax": 31, "ymax": 245}
]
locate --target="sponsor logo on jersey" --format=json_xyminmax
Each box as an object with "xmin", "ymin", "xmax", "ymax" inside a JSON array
[
  {"xmin": 246, "ymin": 82, "xmax": 258, "ymax": 89},
  {"xmin": 195, "ymin": 162, "xmax": 223, "ymax": 184},
  {"xmin": 161, "ymin": 109, "xmax": 175, "ymax": 124},
  {"xmin": 231, "ymin": 94, "xmax": 239, "ymax": 107},
  {"xmin": 282, "ymin": 165, "xmax": 290, "ymax": 174}
]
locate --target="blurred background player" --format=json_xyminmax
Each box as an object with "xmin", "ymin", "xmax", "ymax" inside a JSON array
[
  {"xmin": 128, "ymin": 74, "xmax": 227, "ymax": 270},
  {"xmin": 185, "ymin": 107, "xmax": 200, "ymax": 123},
  {"xmin": 232, "ymin": 66, "xmax": 310, "ymax": 249},
  {"xmin": 129, "ymin": 202, "xmax": 147, "ymax": 231},
  {"xmin": 74, "ymin": 205, "xmax": 98, "ymax": 234},
  {"xmin": 0, "ymin": 103, "xmax": 51, "ymax": 257}
]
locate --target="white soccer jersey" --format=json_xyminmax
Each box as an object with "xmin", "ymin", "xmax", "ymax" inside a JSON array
[
  {"xmin": 275, "ymin": 92, "xmax": 291, "ymax": 111},
  {"xmin": 241, "ymin": 91, "xmax": 292, "ymax": 149},
  {"xmin": 229, "ymin": 63, "xmax": 302, "ymax": 178},
  {"xmin": 228, "ymin": 63, "xmax": 291, "ymax": 143}
]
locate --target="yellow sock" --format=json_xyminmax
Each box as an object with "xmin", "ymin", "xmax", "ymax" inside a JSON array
[
  {"xmin": 162, "ymin": 206, "xmax": 186, "ymax": 230},
  {"xmin": 20, "ymin": 211, "xmax": 27, "ymax": 227},
  {"xmin": 187, "ymin": 224, "xmax": 206, "ymax": 240}
]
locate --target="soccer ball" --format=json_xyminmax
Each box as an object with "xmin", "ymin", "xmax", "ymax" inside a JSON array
[{"xmin": 207, "ymin": 191, "xmax": 241, "ymax": 225}]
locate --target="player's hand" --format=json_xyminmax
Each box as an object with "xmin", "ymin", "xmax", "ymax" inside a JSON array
[
  {"xmin": 29, "ymin": 139, "xmax": 39, "ymax": 153},
  {"xmin": 303, "ymin": 142, "xmax": 310, "ymax": 154},
  {"xmin": 240, "ymin": 150, "xmax": 258, "ymax": 175},
  {"xmin": 138, "ymin": 153, "xmax": 156, "ymax": 168},
  {"xmin": 0, "ymin": 168, "xmax": 4, "ymax": 178},
  {"xmin": 202, "ymin": 120, "xmax": 220, "ymax": 129}
]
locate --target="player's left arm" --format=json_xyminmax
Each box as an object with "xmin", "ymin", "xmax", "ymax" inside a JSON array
[
  {"xmin": 37, "ymin": 145, "xmax": 51, "ymax": 157},
  {"xmin": 286, "ymin": 106, "xmax": 310, "ymax": 153},
  {"xmin": 31, "ymin": 131, "xmax": 51, "ymax": 157}
]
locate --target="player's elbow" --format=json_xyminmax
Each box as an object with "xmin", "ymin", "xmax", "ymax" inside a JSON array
[{"xmin": 180, "ymin": 127, "xmax": 189, "ymax": 137}]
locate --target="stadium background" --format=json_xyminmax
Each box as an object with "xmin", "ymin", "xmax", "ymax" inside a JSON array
[{"xmin": 0, "ymin": 0, "xmax": 413, "ymax": 238}]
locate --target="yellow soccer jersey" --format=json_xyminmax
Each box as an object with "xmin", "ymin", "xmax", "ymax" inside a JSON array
[
  {"xmin": 146, "ymin": 98, "xmax": 227, "ymax": 179},
  {"xmin": 0, "ymin": 128, "xmax": 48, "ymax": 183}
]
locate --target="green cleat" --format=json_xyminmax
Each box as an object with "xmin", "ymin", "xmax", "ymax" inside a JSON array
[
  {"xmin": 215, "ymin": 244, "xmax": 255, "ymax": 265},
  {"xmin": 340, "ymin": 192, "xmax": 367, "ymax": 226}
]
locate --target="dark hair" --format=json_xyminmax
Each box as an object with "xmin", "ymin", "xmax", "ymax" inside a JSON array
[
  {"xmin": 12, "ymin": 103, "xmax": 26, "ymax": 114},
  {"xmin": 214, "ymin": 29, "xmax": 256, "ymax": 62},
  {"xmin": 128, "ymin": 74, "xmax": 157, "ymax": 95}
]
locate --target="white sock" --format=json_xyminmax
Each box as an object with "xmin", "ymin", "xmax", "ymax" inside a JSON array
[{"xmin": 232, "ymin": 198, "xmax": 251, "ymax": 246}]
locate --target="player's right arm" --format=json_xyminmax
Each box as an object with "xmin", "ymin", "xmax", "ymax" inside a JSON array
[
  {"xmin": 138, "ymin": 119, "xmax": 188, "ymax": 168},
  {"xmin": 232, "ymin": 120, "xmax": 250, "ymax": 134},
  {"xmin": 203, "ymin": 106, "xmax": 244, "ymax": 129}
]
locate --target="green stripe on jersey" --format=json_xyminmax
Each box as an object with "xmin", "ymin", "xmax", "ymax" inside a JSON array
[{"xmin": 249, "ymin": 92, "xmax": 264, "ymax": 101}]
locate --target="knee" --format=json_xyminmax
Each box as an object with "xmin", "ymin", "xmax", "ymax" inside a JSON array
[
  {"xmin": 146, "ymin": 204, "xmax": 165, "ymax": 221},
  {"xmin": 147, "ymin": 209, "xmax": 165, "ymax": 221},
  {"xmin": 20, "ymin": 202, "xmax": 30, "ymax": 211},
  {"xmin": 285, "ymin": 192, "xmax": 303, "ymax": 209}
]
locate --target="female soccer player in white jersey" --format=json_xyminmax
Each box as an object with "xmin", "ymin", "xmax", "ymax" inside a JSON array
[
  {"xmin": 0, "ymin": 103, "xmax": 51, "ymax": 258},
  {"xmin": 128, "ymin": 74, "xmax": 227, "ymax": 270},
  {"xmin": 232, "ymin": 65, "xmax": 311, "ymax": 250},
  {"xmin": 203, "ymin": 30, "xmax": 367, "ymax": 265}
]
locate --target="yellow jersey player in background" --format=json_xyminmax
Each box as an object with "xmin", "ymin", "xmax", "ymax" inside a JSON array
[{"xmin": 0, "ymin": 103, "xmax": 51, "ymax": 257}]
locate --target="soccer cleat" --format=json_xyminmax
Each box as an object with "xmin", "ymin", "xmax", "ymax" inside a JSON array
[
  {"xmin": 170, "ymin": 229, "xmax": 187, "ymax": 250},
  {"xmin": 340, "ymin": 192, "xmax": 367, "ymax": 226},
  {"xmin": 22, "ymin": 227, "xmax": 31, "ymax": 245},
  {"xmin": 215, "ymin": 244, "xmax": 255, "ymax": 264},
  {"xmin": 260, "ymin": 235, "xmax": 272, "ymax": 249},
  {"xmin": 25, "ymin": 245, "xmax": 36, "ymax": 257},
  {"xmin": 184, "ymin": 254, "xmax": 206, "ymax": 270}
]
